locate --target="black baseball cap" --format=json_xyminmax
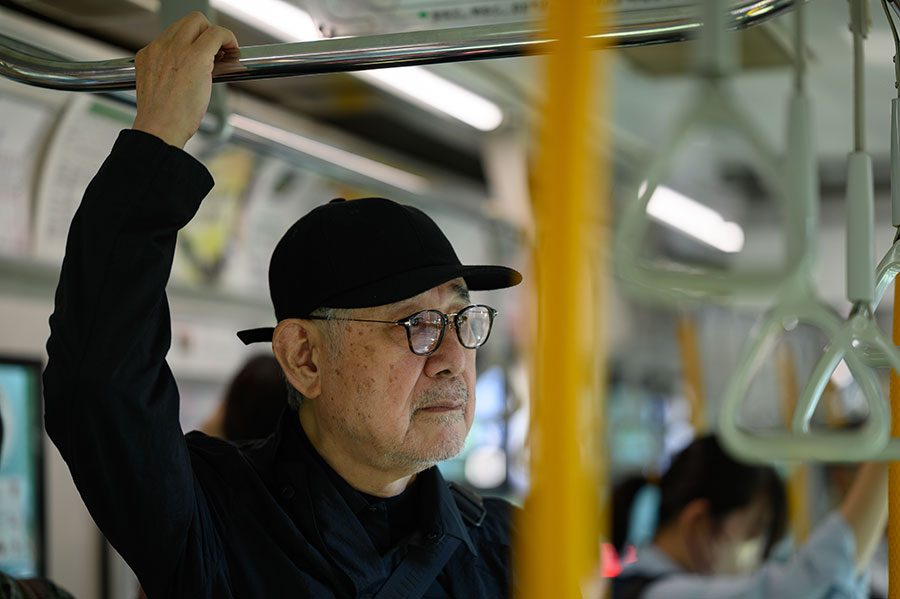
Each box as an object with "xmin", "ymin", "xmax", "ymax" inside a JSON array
[{"xmin": 237, "ymin": 197, "xmax": 522, "ymax": 344}]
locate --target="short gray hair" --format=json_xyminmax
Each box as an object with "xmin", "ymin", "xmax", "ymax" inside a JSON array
[{"xmin": 284, "ymin": 307, "xmax": 349, "ymax": 411}]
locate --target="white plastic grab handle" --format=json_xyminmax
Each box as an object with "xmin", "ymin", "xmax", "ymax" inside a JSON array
[
  {"xmin": 786, "ymin": 308, "xmax": 900, "ymax": 461},
  {"xmin": 786, "ymin": 93, "xmax": 817, "ymax": 265},
  {"xmin": 613, "ymin": 83, "xmax": 794, "ymax": 306},
  {"xmin": 788, "ymin": 237, "xmax": 900, "ymax": 447},
  {"xmin": 846, "ymin": 151, "xmax": 876, "ymax": 303},
  {"xmin": 875, "ymin": 241, "xmax": 900, "ymax": 309},
  {"xmin": 718, "ymin": 299, "xmax": 892, "ymax": 463},
  {"xmin": 851, "ymin": 241, "xmax": 900, "ymax": 367}
]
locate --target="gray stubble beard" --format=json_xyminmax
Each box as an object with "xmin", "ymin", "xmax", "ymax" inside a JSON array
[{"xmin": 385, "ymin": 378, "xmax": 471, "ymax": 471}]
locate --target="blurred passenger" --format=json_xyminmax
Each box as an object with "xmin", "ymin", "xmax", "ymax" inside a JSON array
[
  {"xmin": 200, "ymin": 354, "xmax": 285, "ymax": 441},
  {"xmin": 825, "ymin": 463, "xmax": 888, "ymax": 599},
  {"xmin": 612, "ymin": 435, "xmax": 886, "ymax": 599},
  {"xmin": 0, "ymin": 411, "xmax": 75, "ymax": 599}
]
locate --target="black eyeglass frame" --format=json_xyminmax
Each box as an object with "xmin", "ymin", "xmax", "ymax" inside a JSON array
[{"xmin": 306, "ymin": 304, "xmax": 498, "ymax": 356}]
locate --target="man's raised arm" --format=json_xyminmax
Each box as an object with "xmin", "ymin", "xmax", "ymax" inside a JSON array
[{"xmin": 43, "ymin": 14, "xmax": 238, "ymax": 596}]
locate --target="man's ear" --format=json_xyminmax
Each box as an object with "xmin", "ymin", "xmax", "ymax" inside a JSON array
[
  {"xmin": 272, "ymin": 319, "xmax": 324, "ymax": 400},
  {"xmin": 679, "ymin": 498, "xmax": 716, "ymax": 573}
]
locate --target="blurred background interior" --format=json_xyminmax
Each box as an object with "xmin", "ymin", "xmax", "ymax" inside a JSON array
[{"xmin": 0, "ymin": 0, "xmax": 897, "ymax": 596}]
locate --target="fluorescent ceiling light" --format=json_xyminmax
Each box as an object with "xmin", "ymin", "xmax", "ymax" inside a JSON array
[
  {"xmin": 355, "ymin": 67, "xmax": 504, "ymax": 132},
  {"xmin": 212, "ymin": 0, "xmax": 503, "ymax": 131},
  {"xmin": 229, "ymin": 114, "xmax": 429, "ymax": 194},
  {"xmin": 640, "ymin": 182, "xmax": 745, "ymax": 253},
  {"xmin": 210, "ymin": 0, "xmax": 320, "ymax": 41}
]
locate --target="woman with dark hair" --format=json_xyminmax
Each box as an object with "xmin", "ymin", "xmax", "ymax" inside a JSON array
[{"xmin": 612, "ymin": 435, "xmax": 886, "ymax": 599}]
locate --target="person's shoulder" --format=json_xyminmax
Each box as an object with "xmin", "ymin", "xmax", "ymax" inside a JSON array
[
  {"xmin": 185, "ymin": 431, "xmax": 277, "ymax": 482},
  {"xmin": 0, "ymin": 573, "xmax": 76, "ymax": 599},
  {"xmin": 0, "ymin": 572, "xmax": 21, "ymax": 599},
  {"xmin": 483, "ymin": 496, "xmax": 517, "ymax": 518},
  {"xmin": 477, "ymin": 496, "xmax": 518, "ymax": 546},
  {"xmin": 463, "ymin": 496, "xmax": 515, "ymax": 587},
  {"xmin": 186, "ymin": 431, "xmax": 275, "ymax": 462},
  {"xmin": 185, "ymin": 430, "xmax": 239, "ymax": 453}
]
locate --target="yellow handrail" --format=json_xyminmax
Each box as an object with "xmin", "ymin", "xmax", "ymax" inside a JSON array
[
  {"xmin": 515, "ymin": 0, "xmax": 607, "ymax": 595},
  {"xmin": 676, "ymin": 314, "xmax": 707, "ymax": 433},
  {"xmin": 776, "ymin": 342, "xmax": 811, "ymax": 544},
  {"xmin": 889, "ymin": 276, "xmax": 900, "ymax": 599}
]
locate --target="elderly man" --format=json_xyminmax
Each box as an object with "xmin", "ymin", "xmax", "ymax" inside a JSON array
[{"xmin": 43, "ymin": 12, "xmax": 522, "ymax": 599}]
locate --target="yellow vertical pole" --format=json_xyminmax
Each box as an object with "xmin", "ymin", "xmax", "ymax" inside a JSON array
[
  {"xmin": 515, "ymin": 0, "xmax": 608, "ymax": 595},
  {"xmin": 775, "ymin": 342, "xmax": 811, "ymax": 544},
  {"xmin": 889, "ymin": 277, "xmax": 900, "ymax": 599},
  {"xmin": 823, "ymin": 380, "xmax": 846, "ymax": 428},
  {"xmin": 676, "ymin": 314, "xmax": 707, "ymax": 433}
]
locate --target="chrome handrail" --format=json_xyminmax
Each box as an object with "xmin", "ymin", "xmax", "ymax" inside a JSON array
[{"xmin": 0, "ymin": 0, "xmax": 799, "ymax": 92}]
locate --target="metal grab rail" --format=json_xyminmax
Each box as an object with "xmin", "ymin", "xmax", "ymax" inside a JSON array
[{"xmin": 0, "ymin": 0, "xmax": 799, "ymax": 92}]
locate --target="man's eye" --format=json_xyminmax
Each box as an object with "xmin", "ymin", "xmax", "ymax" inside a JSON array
[{"xmin": 408, "ymin": 317, "xmax": 420, "ymax": 326}]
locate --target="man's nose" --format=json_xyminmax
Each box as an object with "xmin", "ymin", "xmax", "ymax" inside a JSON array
[{"xmin": 424, "ymin": 324, "xmax": 468, "ymax": 377}]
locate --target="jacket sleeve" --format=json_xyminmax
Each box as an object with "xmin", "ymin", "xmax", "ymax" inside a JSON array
[{"xmin": 43, "ymin": 129, "xmax": 221, "ymax": 596}]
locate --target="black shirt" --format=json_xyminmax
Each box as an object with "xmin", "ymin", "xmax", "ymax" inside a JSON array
[{"xmin": 43, "ymin": 130, "xmax": 515, "ymax": 598}]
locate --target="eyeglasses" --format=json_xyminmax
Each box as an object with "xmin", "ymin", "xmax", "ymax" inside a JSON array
[{"xmin": 307, "ymin": 304, "xmax": 498, "ymax": 356}]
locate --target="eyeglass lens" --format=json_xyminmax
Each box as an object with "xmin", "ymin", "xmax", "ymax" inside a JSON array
[
  {"xmin": 409, "ymin": 311, "xmax": 445, "ymax": 354},
  {"xmin": 457, "ymin": 305, "xmax": 492, "ymax": 347},
  {"xmin": 407, "ymin": 305, "xmax": 494, "ymax": 355}
]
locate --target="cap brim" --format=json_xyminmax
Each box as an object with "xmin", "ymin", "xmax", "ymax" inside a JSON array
[
  {"xmin": 237, "ymin": 327, "xmax": 276, "ymax": 345},
  {"xmin": 462, "ymin": 265, "xmax": 523, "ymax": 291}
]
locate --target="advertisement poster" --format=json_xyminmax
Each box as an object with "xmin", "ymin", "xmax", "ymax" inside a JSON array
[
  {"xmin": 0, "ymin": 93, "xmax": 55, "ymax": 258},
  {"xmin": 218, "ymin": 156, "xmax": 345, "ymax": 297},
  {"xmin": 32, "ymin": 96, "xmax": 133, "ymax": 263},
  {"xmin": 171, "ymin": 143, "xmax": 258, "ymax": 287},
  {"xmin": 0, "ymin": 358, "xmax": 42, "ymax": 578}
]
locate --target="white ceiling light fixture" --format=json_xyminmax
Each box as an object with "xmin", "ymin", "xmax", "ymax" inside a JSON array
[
  {"xmin": 640, "ymin": 182, "xmax": 745, "ymax": 253},
  {"xmin": 210, "ymin": 0, "xmax": 320, "ymax": 42},
  {"xmin": 229, "ymin": 113, "xmax": 430, "ymax": 194},
  {"xmin": 355, "ymin": 67, "xmax": 504, "ymax": 132},
  {"xmin": 211, "ymin": 0, "xmax": 503, "ymax": 131}
]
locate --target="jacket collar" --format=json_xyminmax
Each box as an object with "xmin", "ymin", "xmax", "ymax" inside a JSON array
[{"xmin": 273, "ymin": 409, "xmax": 478, "ymax": 556}]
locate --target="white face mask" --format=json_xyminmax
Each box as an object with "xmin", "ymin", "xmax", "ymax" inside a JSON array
[{"xmin": 713, "ymin": 535, "xmax": 765, "ymax": 575}]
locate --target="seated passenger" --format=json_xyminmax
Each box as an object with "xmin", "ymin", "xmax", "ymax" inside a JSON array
[{"xmin": 612, "ymin": 435, "xmax": 886, "ymax": 599}]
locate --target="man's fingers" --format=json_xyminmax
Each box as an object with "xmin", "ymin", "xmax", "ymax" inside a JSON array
[
  {"xmin": 194, "ymin": 26, "xmax": 241, "ymax": 61},
  {"xmin": 131, "ymin": 12, "xmax": 240, "ymax": 148},
  {"xmin": 156, "ymin": 12, "xmax": 209, "ymax": 44},
  {"xmin": 170, "ymin": 11, "xmax": 213, "ymax": 45},
  {"xmin": 156, "ymin": 15, "xmax": 186, "ymax": 42}
]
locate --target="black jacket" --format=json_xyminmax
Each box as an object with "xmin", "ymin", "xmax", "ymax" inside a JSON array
[{"xmin": 43, "ymin": 130, "xmax": 514, "ymax": 598}]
